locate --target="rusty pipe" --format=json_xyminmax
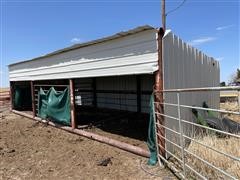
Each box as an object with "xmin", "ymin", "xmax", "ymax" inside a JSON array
[{"xmin": 12, "ymin": 110, "xmax": 150, "ymax": 158}]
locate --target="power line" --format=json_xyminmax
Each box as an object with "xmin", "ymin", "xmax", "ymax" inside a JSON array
[{"xmin": 166, "ymin": 0, "xmax": 187, "ymax": 16}]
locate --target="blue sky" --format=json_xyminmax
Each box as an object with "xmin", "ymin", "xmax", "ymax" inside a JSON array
[{"xmin": 1, "ymin": 0, "xmax": 239, "ymax": 87}]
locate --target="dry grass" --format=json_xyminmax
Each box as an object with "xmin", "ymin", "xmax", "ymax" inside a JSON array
[
  {"xmin": 0, "ymin": 88, "xmax": 9, "ymax": 92},
  {"xmin": 184, "ymin": 101, "xmax": 240, "ymax": 179},
  {"xmin": 186, "ymin": 135, "xmax": 240, "ymax": 179},
  {"xmin": 220, "ymin": 101, "xmax": 240, "ymax": 123},
  {"xmin": 0, "ymin": 88, "xmax": 10, "ymax": 102},
  {"xmin": 170, "ymin": 101, "xmax": 240, "ymax": 179}
]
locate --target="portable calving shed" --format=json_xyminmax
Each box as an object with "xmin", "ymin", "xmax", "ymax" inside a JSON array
[{"xmin": 8, "ymin": 25, "xmax": 220, "ymax": 157}]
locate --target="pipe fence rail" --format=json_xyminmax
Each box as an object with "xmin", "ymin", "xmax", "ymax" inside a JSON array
[{"xmin": 154, "ymin": 86, "xmax": 240, "ymax": 180}]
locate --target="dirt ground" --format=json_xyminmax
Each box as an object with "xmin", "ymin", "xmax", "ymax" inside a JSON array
[{"xmin": 0, "ymin": 102, "xmax": 175, "ymax": 180}]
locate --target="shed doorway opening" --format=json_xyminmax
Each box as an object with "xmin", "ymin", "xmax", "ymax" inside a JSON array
[
  {"xmin": 11, "ymin": 81, "xmax": 32, "ymax": 114},
  {"xmin": 75, "ymin": 75, "xmax": 154, "ymax": 145}
]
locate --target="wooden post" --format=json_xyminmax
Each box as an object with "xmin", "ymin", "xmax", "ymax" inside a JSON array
[
  {"xmin": 136, "ymin": 75, "xmax": 141, "ymax": 113},
  {"xmin": 30, "ymin": 81, "xmax": 36, "ymax": 117},
  {"xmin": 155, "ymin": 28, "xmax": 165, "ymax": 159},
  {"xmin": 69, "ymin": 79, "xmax": 76, "ymax": 129}
]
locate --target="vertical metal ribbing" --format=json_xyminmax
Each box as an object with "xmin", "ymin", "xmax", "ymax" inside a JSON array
[
  {"xmin": 177, "ymin": 92, "xmax": 186, "ymax": 177},
  {"xmin": 136, "ymin": 75, "xmax": 141, "ymax": 113},
  {"xmin": 92, "ymin": 77, "xmax": 97, "ymax": 108}
]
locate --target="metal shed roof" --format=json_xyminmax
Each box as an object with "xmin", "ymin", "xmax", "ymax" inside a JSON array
[
  {"xmin": 9, "ymin": 25, "xmax": 159, "ymax": 81},
  {"xmin": 9, "ymin": 25, "xmax": 156, "ymax": 67}
]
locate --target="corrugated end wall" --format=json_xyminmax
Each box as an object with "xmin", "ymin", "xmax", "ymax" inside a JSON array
[{"xmin": 162, "ymin": 30, "xmax": 220, "ymax": 154}]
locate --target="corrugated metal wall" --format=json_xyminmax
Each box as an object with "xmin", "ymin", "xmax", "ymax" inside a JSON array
[
  {"xmin": 75, "ymin": 78, "xmax": 93, "ymax": 106},
  {"xmin": 162, "ymin": 31, "xmax": 220, "ymax": 154},
  {"xmin": 74, "ymin": 75, "xmax": 154, "ymax": 113},
  {"xmin": 96, "ymin": 76, "xmax": 137, "ymax": 112}
]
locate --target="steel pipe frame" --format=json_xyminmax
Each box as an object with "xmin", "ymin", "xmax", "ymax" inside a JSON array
[
  {"xmin": 155, "ymin": 86, "xmax": 240, "ymax": 93},
  {"xmin": 156, "ymin": 101, "xmax": 240, "ymax": 115},
  {"xmin": 154, "ymin": 28, "xmax": 166, "ymax": 160}
]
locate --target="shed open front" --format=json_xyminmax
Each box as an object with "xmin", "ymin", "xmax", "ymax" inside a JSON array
[
  {"xmin": 74, "ymin": 75, "xmax": 154, "ymax": 143},
  {"xmin": 10, "ymin": 74, "xmax": 155, "ymax": 150}
]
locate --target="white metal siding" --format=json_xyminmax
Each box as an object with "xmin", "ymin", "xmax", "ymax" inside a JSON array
[
  {"xmin": 162, "ymin": 31, "xmax": 220, "ymax": 154},
  {"xmin": 9, "ymin": 30, "xmax": 158, "ymax": 81}
]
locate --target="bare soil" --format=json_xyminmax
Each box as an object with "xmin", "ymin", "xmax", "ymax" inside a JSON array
[{"xmin": 0, "ymin": 102, "xmax": 175, "ymax": 180}]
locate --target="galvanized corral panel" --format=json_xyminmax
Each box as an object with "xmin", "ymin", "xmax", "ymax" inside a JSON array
[
  {"xmin": 163, "ymin": 31, "xmax": 220, "ymax": 154},
  {"xmin": 9, "ymin": 29, "xmax": 158, "ymax": 81}
]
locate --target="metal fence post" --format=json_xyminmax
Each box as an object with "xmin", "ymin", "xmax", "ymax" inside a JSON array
[
  {"xmin": 177, "ymin": 92, "xmax": 186, "ymax": 177},
  {"xmin": 152, "ymin": 93, "xmax": 163, "ymax": 167}
]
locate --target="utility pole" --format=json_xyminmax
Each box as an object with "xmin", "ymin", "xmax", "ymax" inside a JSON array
[{"xmin": 162, "ymin": 0, "xmax": 166, "ymax": 30}]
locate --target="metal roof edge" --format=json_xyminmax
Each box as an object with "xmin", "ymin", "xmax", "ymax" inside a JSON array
[{"xmin": 8, "ymin": 25, "xmax": 157, "ymax": 67}]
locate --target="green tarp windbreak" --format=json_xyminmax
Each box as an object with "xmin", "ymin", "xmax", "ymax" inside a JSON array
[
  {"xmin": 38, "ymin": 87, "xmax": 70, "ymax": 126},
  {"xmin": 147, "ymin": 94, "xmax": 158, "ymax": 165},
  {"xmin": 14, "ymin": 85, "xmax": 32, "ymax": 110}
]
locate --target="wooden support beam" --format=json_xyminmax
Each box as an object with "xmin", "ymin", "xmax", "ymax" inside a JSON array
[
  {"xmin": 69, "ymin": 79, "xmax": 76, "ymax": 129},
  {"xmin": 136, "ymin": 75, "xmax": 141, "ymax": 113},
  {"xmin": 92, "ymin": 77, "xmax": 97, "ymax": 108},
  {"xmin": 30, "ymin": 81, "xmax": 36, "ymax": 117}
]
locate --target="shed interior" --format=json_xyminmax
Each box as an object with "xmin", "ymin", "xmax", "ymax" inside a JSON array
[
  {"xmin": 75, "ymin": 75, "xmax": 154, "ymax": 142},
  {"xmin": 11, "ymin": 74, "xmax": 154, "ymax": 144},
  {"xmin": 12, "ymin": 81, "xmax": 32, "ymax": 112}
]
